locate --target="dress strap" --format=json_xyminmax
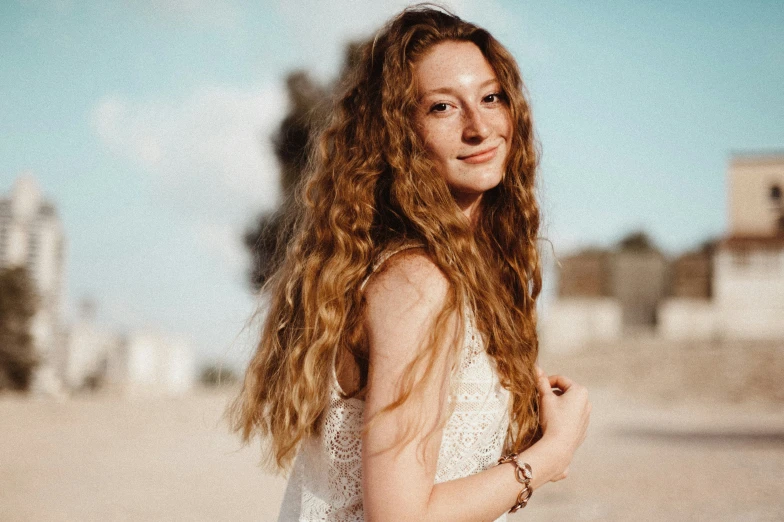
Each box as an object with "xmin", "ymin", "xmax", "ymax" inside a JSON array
[{"xmin": 359, "ymin": 242, "xmax": 424, "ymax": 292}]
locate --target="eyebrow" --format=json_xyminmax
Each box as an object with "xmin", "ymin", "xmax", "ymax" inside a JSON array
[{"xmin": 419, "ymin": 78, "xmax": 501, "ymax": 98}]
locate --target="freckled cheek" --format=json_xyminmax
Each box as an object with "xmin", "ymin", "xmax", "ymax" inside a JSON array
[
  {"xmin": 420, "ymin": 126, "xmax": 457, "ymax": 161},
  {"xmin": 486, "ymin": 110, "xmax": 509, "ymax": 134},
  {"xmin": 498, "ymin": 112, "xmax": 513, "ymax": 137}
]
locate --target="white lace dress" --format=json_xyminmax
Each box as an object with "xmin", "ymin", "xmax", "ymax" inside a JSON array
[{"xmin": 277, "ymin": 312, "xmax": 511, "ymax": 522}]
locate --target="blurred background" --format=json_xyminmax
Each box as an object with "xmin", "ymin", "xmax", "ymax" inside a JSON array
[{"xmin": 1, "ymin": 1, "xmax": 782, "ymax": 520}]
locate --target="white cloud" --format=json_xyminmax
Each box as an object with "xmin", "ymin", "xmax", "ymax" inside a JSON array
[
  {"xmin": 91, "ymin": 83, "xmax": 285, "ymax": 212},
  {"xmin": 90, "ymin": 83, "xmax": 287, "ymax": 264}
]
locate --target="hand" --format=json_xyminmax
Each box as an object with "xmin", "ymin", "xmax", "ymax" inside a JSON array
[{"xmin": 535, "ymin": 366, "xmax": 591, "ymax": 482}]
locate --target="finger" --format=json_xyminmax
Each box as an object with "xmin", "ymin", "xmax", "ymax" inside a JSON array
[
  {"xmin": 536, "ymin": 371, "xmax": 553, "ymax": 397},
  {"xmin": 548, "ymin": 374, "xmax": 575, "ymax": 393},
  {"xmin": 535, "ymin": 365, "xmax": 545, "ymax": 379}
]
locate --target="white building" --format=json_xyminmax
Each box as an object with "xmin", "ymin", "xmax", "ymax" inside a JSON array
[
  {"xmin": 2, "ymin": 174, "xmax": 195, "ymax": 395},
  {"xmin": 66, "ymin": 315, "xmax": 196, "ymax": 396},
  {"xmin": 66, "ymin": 301, "xmax": 196, "ymax": 395},
  {"xmin": 659, "ymin": 153, "xmax": 784, "ymax": 341},
  {"xmin": 112, "ymin": 331, "xmax": 196, "ymax": 396},
  {"xmin": 0, "ymin": 173, "xmax": 66, "ymax": 393},
  {"xmin": 543, "ymin": 152, "xmax": 784, "ymax": 350}
]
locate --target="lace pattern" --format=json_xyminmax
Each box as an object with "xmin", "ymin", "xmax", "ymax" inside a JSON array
[
  {"xmin": 277, "ymin": 312, "xmax": 510, "ymax": 522},
  {"xmin": 434, "ymin": 315, "xmax": 510, "ymax": 485},
  {"xmin": 278, "ymin": 394, "xmax": 365, "ymax": 521}
]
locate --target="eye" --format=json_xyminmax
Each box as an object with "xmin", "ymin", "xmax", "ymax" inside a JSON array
[
  {"xmin": 430, "ymin": 102, "xmax": 449, "ymax": 113},
  {"xmin": 483, "ymin": 92, "xmax": 506, "ymax": 104}
]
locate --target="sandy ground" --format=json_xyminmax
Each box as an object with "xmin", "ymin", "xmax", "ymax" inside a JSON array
[{"xmin": 1, "ymin": 386, "xmax": 783, "ymax": 522}]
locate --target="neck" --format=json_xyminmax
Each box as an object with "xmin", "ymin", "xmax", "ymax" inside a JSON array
[{"xmin": 454, "ymin": 192, "xmax": 483, "ymax": 227}]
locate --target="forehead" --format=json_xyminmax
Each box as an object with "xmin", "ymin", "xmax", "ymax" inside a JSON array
[{"xmin": 413, "ymin": 40, "xmax": 498, "ymax": 94}]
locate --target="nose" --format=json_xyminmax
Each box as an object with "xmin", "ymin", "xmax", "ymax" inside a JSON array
[{"xmin": 462, "ymin": 105, "xmax": 491, "ymax": 143}]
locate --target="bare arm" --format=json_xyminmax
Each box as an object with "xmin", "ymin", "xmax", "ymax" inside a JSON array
[{"xmin": 361, "ymin": 252, "xmax": 591, "ymax": 522}]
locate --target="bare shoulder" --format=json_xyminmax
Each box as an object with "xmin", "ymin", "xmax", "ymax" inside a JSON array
[
  {"xmin": 364, "ymin": 248, "xmax": 449, "ymax": 316},
  {"xmin": 363, "ymin": 249, "xmax": 452, "ymax": 364}
]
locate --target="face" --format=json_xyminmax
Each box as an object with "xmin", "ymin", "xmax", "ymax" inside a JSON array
[{"xmin": 413, "ymin": 40, "xmax": 512, "ymax": 220}]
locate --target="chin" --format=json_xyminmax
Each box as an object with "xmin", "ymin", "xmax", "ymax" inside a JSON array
[
  {"xmin": 471, "ymin": 171, "xmax": 504, "ymax": 193},
  {"xmin": 452, "ymin": 179, "xmax": 502, "ymax": 202},
  {"xmin": 444, "ymin": 163, "xmax": 505, "ymax": 201}
]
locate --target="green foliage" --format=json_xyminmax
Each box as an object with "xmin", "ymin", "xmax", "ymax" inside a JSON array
[
  {"xmin": 0, "ymin": 266, "xmax": 39, "ymax": 391},
  {"xmin": 199, "ymin": 363, "xmax": 237, "ymax": 388}
]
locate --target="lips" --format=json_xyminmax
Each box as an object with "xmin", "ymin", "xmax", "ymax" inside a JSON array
[{"xmin": 458, "ymin": 145, "xmax": 499, "ymax": 164}]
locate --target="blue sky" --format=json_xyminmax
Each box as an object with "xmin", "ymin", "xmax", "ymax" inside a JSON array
[{"xmin": 2, "ymin": 0, "xmax": 783, "ymax": 368}]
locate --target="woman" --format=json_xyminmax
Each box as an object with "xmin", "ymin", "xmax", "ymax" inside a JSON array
[{"xmin": 232, "ymin": 6, "xmax": 591, "ymax": 521}]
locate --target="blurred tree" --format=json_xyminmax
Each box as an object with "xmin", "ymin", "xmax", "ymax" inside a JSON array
[
  {"xmin": 0, "ymin": 266, "xmax": 39, "ymax": 391},
  {"xmin": 199, "ymin": 363, "xmax": 238, "ymax": 388},
  {"xmin": 699, "ymin": 237, "xmax": 719, "ymax": 254},
  {"xmin": 244, "ymin": 42, "xmax": 366, "ymax": 291},
  {"xmin": 618, "ymin": 231, "xmax": 657, "ymax": 252},
  {"xmin": 243, "ymin": 72, "xmax": 328, "ymax": 290}
]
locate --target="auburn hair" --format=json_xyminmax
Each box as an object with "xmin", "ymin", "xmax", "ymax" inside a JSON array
[{"xmin": 231, "ymin": 4, "xmax": 542, "ymax": 471}]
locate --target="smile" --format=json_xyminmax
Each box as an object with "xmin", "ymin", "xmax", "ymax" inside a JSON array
[{"xmin": 458, "ymin": 146, "xmax": 499, "ymax": 164}]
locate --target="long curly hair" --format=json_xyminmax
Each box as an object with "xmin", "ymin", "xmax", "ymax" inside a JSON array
[{"xmin": 231, "ymin": 4, "xmax": 542, "ymax": 471}]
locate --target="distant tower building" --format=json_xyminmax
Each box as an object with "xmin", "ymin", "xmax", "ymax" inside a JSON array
[
  {"xmin": 728, "ymin": 153, "xmax": 784, "ymax": 237},
  {"xmin": 0, "ymin": 173, "xmax": 66, "ymax": 393},
  {"xmin": 716, "ymin": 153, "xmax": 784, "ymax": 339}
]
